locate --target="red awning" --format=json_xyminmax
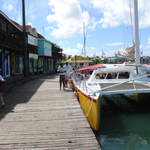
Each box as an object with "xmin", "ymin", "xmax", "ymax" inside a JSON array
[{"xmin": 78, "ymin": 64, "xmax": 105, "ymax": 71}]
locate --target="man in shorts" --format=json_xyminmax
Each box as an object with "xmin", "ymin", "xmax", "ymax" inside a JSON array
[
  {"xmin": 57, "ymin": 63, "xmax": 66, "ymax": 90},
  {"xmin": 63, "ymin": 62, "xmax": 73, "ymax": 88}
]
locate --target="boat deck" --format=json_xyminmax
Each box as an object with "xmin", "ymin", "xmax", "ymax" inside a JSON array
[{"xmin": 0, "ymin": 76, "xmax": 99, "ymax": 150}]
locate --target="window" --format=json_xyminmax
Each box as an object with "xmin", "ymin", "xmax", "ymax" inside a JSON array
[
  {"xmin": 95, "ymin": 72, "xmax": 129, "ymax": 79},
  {"xmin": 15, "ymin": 56, "xmax": 23, "ymax": 74},
  {"xmin": 118, "ymin": 72, "xmax": 129, "ymax": 79},
  {"xmin": 95, "ymin": 73, "xmax": 106, "ymax": 79},
  {"xmin": 1, "ymin": 21, "xmax": 7, "ymax": 32},
  {"xmin": 146, "ymin": 72, "xmax": 150, "ymax": 78},
  {"xmin": 106, "ymin": 73, "xmax": 117, "ymax": 79}
]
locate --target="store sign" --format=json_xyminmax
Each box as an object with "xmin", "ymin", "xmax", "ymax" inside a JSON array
[
  {"xmin": 44, "ymin": 41, "xmax": 52, "ymax": 56},
  {"xmin": 28, "ymin": 35, "xmax": 38, "ymax": 46},
  {"xmin": 29, "ymin": 53, "xmax": 38, "ymax": 59}
]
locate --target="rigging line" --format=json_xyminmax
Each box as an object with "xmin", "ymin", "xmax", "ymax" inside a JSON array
[
  {"xmin": 83, "ymin": 21, "xmax": 87, "ymax": 57},
  {"xmin": 81, "ymin": 3, "xmax": 93, "ymax": 56},
  {"xmin": 85, "ymin": 4, "xmax": 94, "ymax": 57}
]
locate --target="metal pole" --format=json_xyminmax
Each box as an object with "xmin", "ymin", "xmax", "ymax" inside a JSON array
[
  {"xmin": 83, "ymin": 22, "xmax": 86, "ymax": 57},
  {"xmin": 22, "ymin": 0, "xmax": 28, "ymax": 76},
  {"xmin": 133, "ymin": 0, "xmax": 140, "ymax": 65}
]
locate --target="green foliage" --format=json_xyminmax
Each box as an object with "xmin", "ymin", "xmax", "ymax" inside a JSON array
[{"xmin": 90, "ymin": 58, "xmax": 108, "ymax": 65}]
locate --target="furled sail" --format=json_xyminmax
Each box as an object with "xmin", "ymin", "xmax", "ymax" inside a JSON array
[{"xmin": 117, "ymin": 45, "xmax": 135, "ymax": 60}]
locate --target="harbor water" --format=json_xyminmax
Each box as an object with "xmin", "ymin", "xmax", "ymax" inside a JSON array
[{"xmin": 96, "ymin": 95, "xmax": 150, "ymax": 150}]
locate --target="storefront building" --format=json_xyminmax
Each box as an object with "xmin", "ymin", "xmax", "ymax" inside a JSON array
[
  {"xmin": 27, "ymin": 33, "xmax": 38, "ymax": 74},
  {"xmin": 38, "ymin": 39, "xmax": 53, "ymax": 74},
  {"xmin": 0, "ymin": 11, "xmax": 24, "ymax": 78}
]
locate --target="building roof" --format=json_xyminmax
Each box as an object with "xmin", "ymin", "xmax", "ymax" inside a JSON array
[
  {"xmin": 0, "ymin": 10, "xmax": 22, "ymax": 32},
  {"xmin": 37, "ymin": 33, "xmax": 45, "ymax": 39},
  {"xmin": 13, "ymin": 21, "xmax": 38, "ymax": 37}
]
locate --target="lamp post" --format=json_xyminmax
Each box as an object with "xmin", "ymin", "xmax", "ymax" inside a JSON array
[{"xmin": 22, "ymin": 0, "xmax": 28, "ymax": 76}]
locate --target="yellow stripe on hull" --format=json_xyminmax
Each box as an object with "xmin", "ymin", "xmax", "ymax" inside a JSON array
[
  {"xmin": 131, "ymin": 93, "xmax": 150, "ymax": 101},
  {"xmin": 76, "ymin": 89, "xmax": 100, "ymax": 131},
  {"xmin": 131, "ymin": 93, "xmax": 140, "ymax": 101}
]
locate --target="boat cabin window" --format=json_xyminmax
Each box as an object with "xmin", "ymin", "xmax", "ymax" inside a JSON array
[
  {"xmin": 95, "ymin": 73, "xmax": 118, "ymax": 79},
  {"xmin": 146, "ymin": 72, "xmax": 150, "ymax": 78},
  {"xmin": 95, "ymin": 72, "xmax": 129, "ymax": 79},
  {"xmin": 95, "ymin": 73, "xmax": 106, "ymax": 79},
  {"xmin": 118, "ymin": 72, "xmax": 129, "ymax": 79},
  {"xmin": 106, "ymin": 73, "xmax": 117, "ymax": 79}
]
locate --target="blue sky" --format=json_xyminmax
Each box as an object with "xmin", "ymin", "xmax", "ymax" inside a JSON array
[{"xmin": 1, "ymin": 0, "xmax": 150, "ymax": 57}]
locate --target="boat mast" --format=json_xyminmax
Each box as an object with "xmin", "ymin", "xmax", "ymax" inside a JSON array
[
  {"xmin": 133, "ymin": 0, "xmax": 140, "ymax": 65},
  {"xmin": 82, "ymin": 22, "xmax": 86, "ymax": 57}
]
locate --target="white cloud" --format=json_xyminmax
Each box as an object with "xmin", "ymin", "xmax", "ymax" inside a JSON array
[
  {"xmin": 106, "ymin": 42, "xmax": 123, "ymax": 47},
  {"xmin": 27, "ymin": 22, "xmax": 33, "ymax": 26},
  {"xmin": 3, "ymin": 3, "xmax": 14, "ymax": 11},
  {"xmin": 138, "ymin": 0, "xmax": 150, "ymax": 28},
  {"xmin": 90, "ymin": 0, "xmax": 130, "ymax": 28},
  {"xmin": 63, "ymin": 48, "xmax": 80, "ymax": 55},
  {"xmin": 47, "ymin": 0, "xmax": 90, "ymax": 38},
  {"xmin": 63, "ymin": 42, "xmax": 97, "ymax": 56},
  {"xmin": 90, "ymin": 0, "xmax": 150, "ymax": 29}
]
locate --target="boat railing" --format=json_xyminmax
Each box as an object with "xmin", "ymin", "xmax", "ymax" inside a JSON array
[
  {"xmin": 72, "ymin": 72, "xmax": 84, "ymax": 86},
  {"xmin": 72, "ymin": 72, "xmax": 94, "ymax": 93},
  {"xmin": 93, "ymin": 73, "xmax": 150, "ymax": 94}
]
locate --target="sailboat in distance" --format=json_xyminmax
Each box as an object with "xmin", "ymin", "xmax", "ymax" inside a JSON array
[{"xmin": 71, "ymin": 0, "xmax": 150, "ymax": 131}]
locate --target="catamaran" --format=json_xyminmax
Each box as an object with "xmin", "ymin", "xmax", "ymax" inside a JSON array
[{"xmin": 71, "ymin": 0, "xmax": 150, "ymax": 131}]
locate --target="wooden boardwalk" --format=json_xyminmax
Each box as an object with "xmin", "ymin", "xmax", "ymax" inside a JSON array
[{"xmin": 0, "ymin": 76, "xmax": 100, "ymax": 150}]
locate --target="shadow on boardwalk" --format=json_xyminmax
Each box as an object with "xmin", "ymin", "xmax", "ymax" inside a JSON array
[
  {"xmin": 0, "ymin": 75, "xmax": 57, "ymax": 121},
  {"xmin": 0, "ymin": 74, "xmax": 100, "ymax": 150}
]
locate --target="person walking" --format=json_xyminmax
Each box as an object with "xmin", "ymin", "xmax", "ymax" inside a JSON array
[
  {"xmin": 63, "ymin": 62, "xmax": 72, "ymax": 88},
  {"xmin": 0, "ymin": 69, "xmax": 5, "ymax": 108},
  {"xmin": 57, "ymin": 63, "xmax": 66, "ymax": 90}
]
